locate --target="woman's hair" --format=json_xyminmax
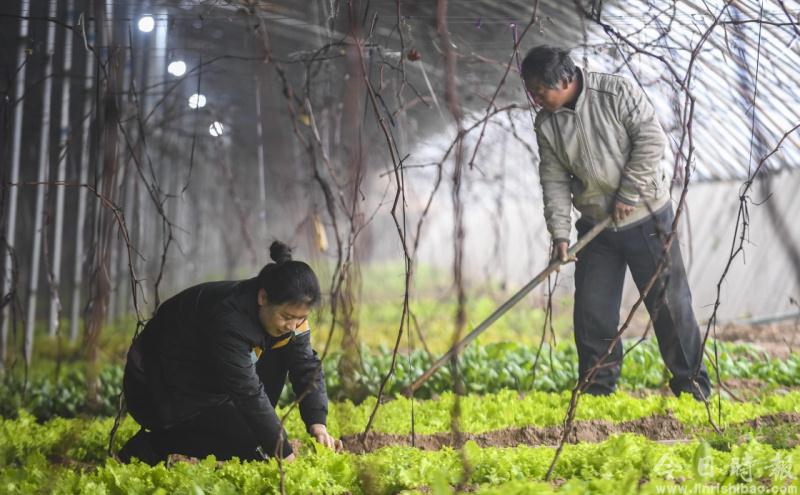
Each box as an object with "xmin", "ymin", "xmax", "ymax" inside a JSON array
[
  {"xmin": 257, "ymin": 241, "xmax": 321, "ymax": 306},
  {"xmin": 521, "ymin": 45, "xmax": 577, "ymax": 88}
]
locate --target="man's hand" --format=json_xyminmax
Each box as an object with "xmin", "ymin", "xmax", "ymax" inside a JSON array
[
  {"xmin": 551, "ymin": 240, "xmax": 577, "ymax": 265},
  {"xmin": 309, "ymin": 424, "xmax": 342, "ymax": 452},
  {"xmin": 613, "ymin": 200, "xmax": 635, "ymax": 223}
]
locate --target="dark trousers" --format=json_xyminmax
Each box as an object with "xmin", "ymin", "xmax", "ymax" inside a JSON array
[
  {"xmin": 573, "ymin": 205, "xmax": 711, "ymax": 398},
  {"xmin": 150, "ymin": 400, "xmax": 264, "ymax": 461},
  {"xmin": 122, "ymin": 348, "xmax": 289, "ymax": 463}
]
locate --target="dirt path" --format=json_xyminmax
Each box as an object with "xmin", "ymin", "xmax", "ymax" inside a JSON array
[
  {"xmin": 340, "ymin": 412, "xmax": 800, "ymax": 454},
  {"xmin": 621, "ymin": 377, "xmax": 800, "ymax": 401},
  {"xmin": 713, "ymin": 321, "xmax": 800, "ymax": 358},
  {"xmin": 625, "ymin": 317, "xmax": 800, "ymax": 359}
]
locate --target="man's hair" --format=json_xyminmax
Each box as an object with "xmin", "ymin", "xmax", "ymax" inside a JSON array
[{"xmin": 521, "ymin": 45, "xmax": 578, "ymax": 88}]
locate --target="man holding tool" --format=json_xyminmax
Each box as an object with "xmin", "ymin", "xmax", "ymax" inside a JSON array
[{"xmin": 522, "ymin": 45, "xmax": 710, "ymax": 399}]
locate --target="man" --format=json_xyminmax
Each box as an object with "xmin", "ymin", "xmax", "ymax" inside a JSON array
[{"xmin": 522, "ymin": 45, "xmax": 710, "ymax": 399}]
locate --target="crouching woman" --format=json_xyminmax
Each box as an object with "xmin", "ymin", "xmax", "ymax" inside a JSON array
[{"xmin": 119, "ymin": 241, "xmax": 338, "ymax": 464}]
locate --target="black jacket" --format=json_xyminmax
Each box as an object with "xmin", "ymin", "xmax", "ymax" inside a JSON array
[{"xmin": 124, "ymin": 277, "xmax": 328, "ymax": 457}]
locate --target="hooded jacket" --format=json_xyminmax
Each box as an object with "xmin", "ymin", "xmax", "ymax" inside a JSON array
[
  {"xmin": 535, "ymin": 68, "xmax": 670, "ymax": 241},
  {"xmin": 124, "ymin": 277, "xmax": 327, "ymax": 457}
]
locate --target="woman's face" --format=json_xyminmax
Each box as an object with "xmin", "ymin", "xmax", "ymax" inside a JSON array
[{"xmin": 257, "ymin": 289, "xmax": 311, "ymax": 337}]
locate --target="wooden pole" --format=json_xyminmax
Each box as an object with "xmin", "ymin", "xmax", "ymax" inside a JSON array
[
  {"xmin": 48, "ymin": 0, "xmax": 77, "ymax": 337},
  {"xmin": 69, "ymin": 12, "xmax": 94, "ymax": 342},
  {"xmin": 1, "ymin": 0, "xmax": 31, "ymax": 369},
  {"xmin": 24, "ymin": 0, "xmax": 60, "ymax": 364},
  {"xmin": 404, "ymin": 217, "xmax": 612, "ymax": 396}
]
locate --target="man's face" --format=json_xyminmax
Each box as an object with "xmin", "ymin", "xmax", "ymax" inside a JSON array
[
  {"xmin": 526, "ymin": 78, "xmax": 571, "ymax": 112},
  {"xmin": 257, "ymin": 288, "xmax": 311, "ymax": 337}
]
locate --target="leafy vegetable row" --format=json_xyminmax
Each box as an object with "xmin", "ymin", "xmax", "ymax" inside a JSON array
[
  {"xmin": 325, "ymin": 390, "xmax": 800, "ymax": 436},
  {"xmin": 3, "ymin": 390, "xmax": 800, "ymax": 468},
  {"xmin": 326, "ymin": 338, "xmax": 800, "ymax": 401},
  {"xmin": 2, "ymin": 338, "xmax": 797, "ymax": 421},
  {"xmin": 2, "ymin": 433, "xmax": 797, "ymax": 494}
]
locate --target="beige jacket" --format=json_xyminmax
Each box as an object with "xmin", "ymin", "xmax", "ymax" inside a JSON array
[{"xmin": 535, "ymin": 68, "xmax": 670, "ymax": 241}]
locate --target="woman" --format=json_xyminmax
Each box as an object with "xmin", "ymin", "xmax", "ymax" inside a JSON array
[{"xmin": 119, "ymin": 241, "xmax": 337, "ymax": 464}]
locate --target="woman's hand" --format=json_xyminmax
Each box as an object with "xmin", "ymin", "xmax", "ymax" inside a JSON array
[{"xmin": 309, "ymin": 424, "xmax": 343, "ymax": 452}]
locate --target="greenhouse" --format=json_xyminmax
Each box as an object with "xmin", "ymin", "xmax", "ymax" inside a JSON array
[{"xmin": 1, "ymin": 0, "xmax": 799, "ymax": 493}]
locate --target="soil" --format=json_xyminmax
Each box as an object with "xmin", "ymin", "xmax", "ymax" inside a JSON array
[
  {"xmin": 340, "ymin": 412, "xmax": 800, "ymax": 454},
  {"xmin": 625, "ymin": 316, "xmax": 800, "ymax": 358},
  {"xmin": 623, "ymin": 377, "xmax": 800, "ymax": 402},
  {"xmin": 714, "ymin": 377, "xmax": 791, "ymax": 400},
  {"xmin": 742, "ymin": 412, "xmax": 800, "ymax": 430},
  {"xmin": 714, "ymin": 321, "xmax": 800, "ymax": 358},
  {"xmin": 341, "ymin": 414, "xmax": 687, "ymax": 454}
]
